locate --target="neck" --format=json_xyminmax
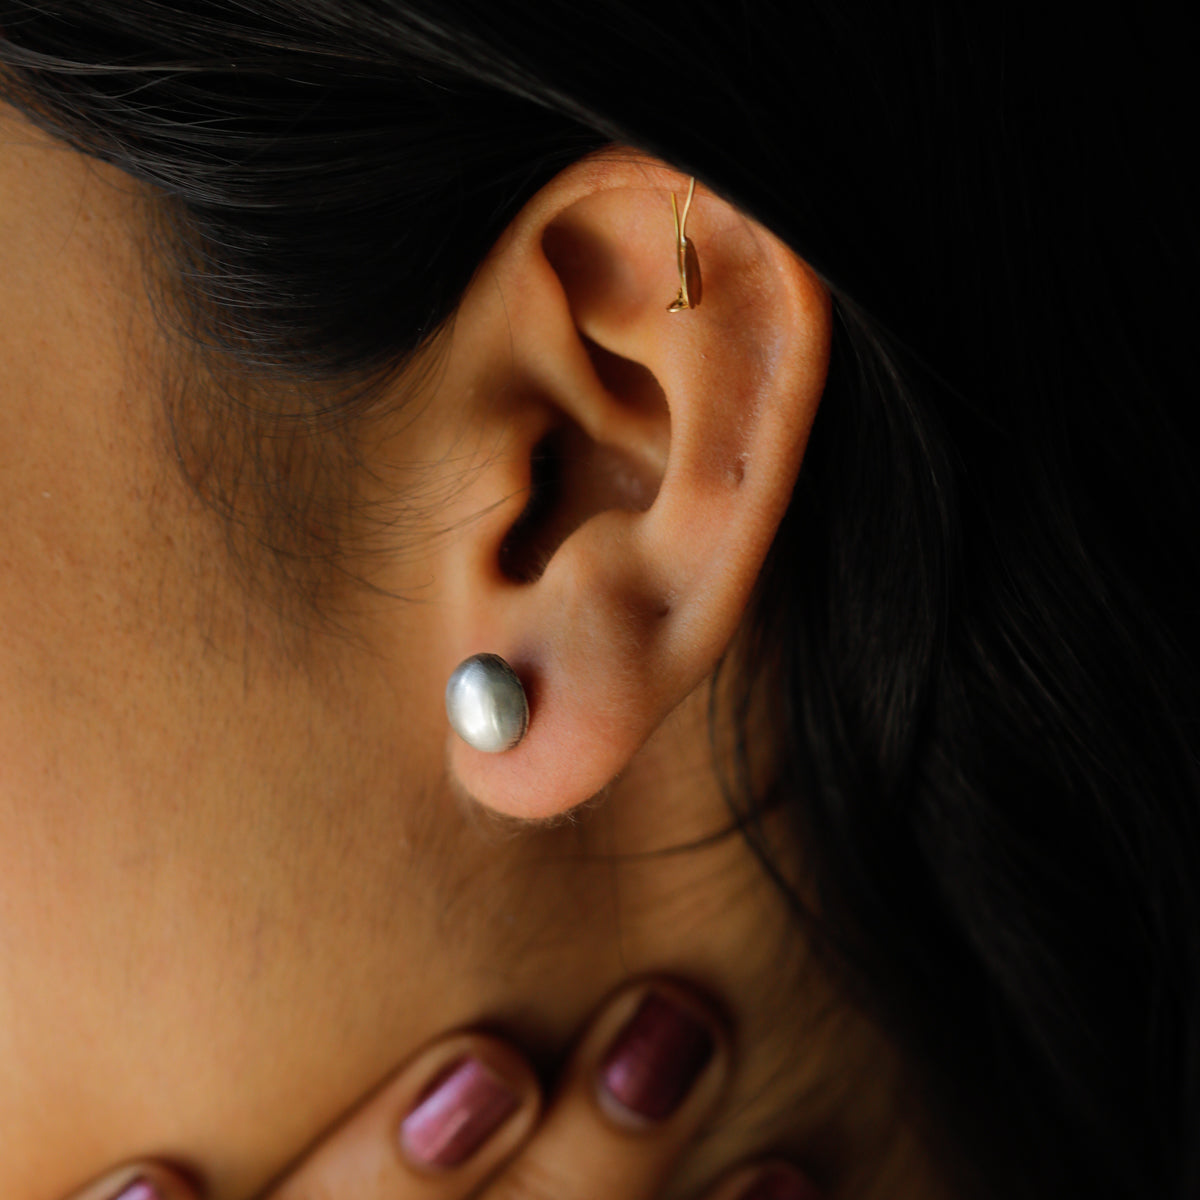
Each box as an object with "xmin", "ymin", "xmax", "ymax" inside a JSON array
[{"xmin": 410, "ymin": 683, "xmax": 945, "ymax": 1200}]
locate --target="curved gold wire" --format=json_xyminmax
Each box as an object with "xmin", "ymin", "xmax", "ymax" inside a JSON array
[{"xmin": 667, "ymin": 175, "xmax": 697, "ymax": 312}]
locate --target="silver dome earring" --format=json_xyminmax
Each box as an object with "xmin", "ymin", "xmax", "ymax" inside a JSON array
[{"xmin": 445, "ymin": 653, "xmax": 529, "ymax": 753}]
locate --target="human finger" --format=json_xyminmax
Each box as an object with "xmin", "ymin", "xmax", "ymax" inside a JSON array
[
  {"xmin": 479, "ymin": 979, "xmax": 729, "ymax": 1200},
  {"xmin": 61, "ymin": 980, "xmax": 736, "ymax": 1200},
  {"xmin": 48, "ymin": 1034, "xmax": 539, "ymax": 1200},
  {"xmin": 267, "ymin": 978, "xmax": 729, "ymax": 1200},
  {"xmin": 53, "ymin": 1166, "xmax": 199, "ymax": 1200},
  {"xmin": 265, "ymin": 1031, "xmax": 541, "ymax": 1200}
]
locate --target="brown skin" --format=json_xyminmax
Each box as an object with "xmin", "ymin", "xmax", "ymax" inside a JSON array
[{"xmin": 0, "ymin": 104, "xmax": 949, "ymax": 1200}]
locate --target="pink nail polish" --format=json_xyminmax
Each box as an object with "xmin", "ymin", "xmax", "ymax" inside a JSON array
[
  {"xmin": 113, "ymin": 1182, "xmax": 162, "ymax": 1200},
  {"xmin": 400, "ymin": 1056, "xmax": 521, "ymax": 1168},
  {"xmin": 598, "ymin": 991, "xmax": 715, "ymax": 1121}
]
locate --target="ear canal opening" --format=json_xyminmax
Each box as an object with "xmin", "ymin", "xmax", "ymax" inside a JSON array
[
  {"xmin": 498, "ymin": 419, "xmax": 661, "ymax": 584},
  {"xmin": 499, "ymin": 429, "xmax": 565, "ymax": 583}
]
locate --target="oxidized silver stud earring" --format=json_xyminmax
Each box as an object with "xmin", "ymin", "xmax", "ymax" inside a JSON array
[{"xmin": 445, "ymin": 653, "xmax": 529, "ymax": 753}]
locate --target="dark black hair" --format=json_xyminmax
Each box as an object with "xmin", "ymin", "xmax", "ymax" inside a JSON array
[{"xmin": 2, "ymin": 4, "xmax": 1197, "ymax": 1197}]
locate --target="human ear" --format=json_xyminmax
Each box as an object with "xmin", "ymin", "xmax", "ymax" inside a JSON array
[{"xmin": 415, "ymin": 149, "xmax": 830, "ymax": 818}]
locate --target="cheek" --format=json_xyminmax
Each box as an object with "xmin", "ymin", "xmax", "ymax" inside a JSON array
[
  {"xmin": 0, "ymin": 116, "xmax": 472, "ymax": 1194},
  {"xmin": 0, "ymin": 552, "xmax": 453, "ymax": 1197}
]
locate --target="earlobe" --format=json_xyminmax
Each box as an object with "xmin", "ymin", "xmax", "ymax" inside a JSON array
[{"xmin": 427, "ymin": 151, "xmax": 830, "ymax": 819}]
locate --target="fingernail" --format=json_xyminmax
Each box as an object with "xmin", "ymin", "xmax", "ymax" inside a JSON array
[
  {"xmin": 739, "ymin": 1166, "xmax": 824, "ymax": 1200},
  {"xmin": 113, "ymin": 1182, "xmax": 162, "ymax": 1200},
  {"xmin": 400, "ymin": 1056, "xmax": 521, "ymax": 1169},
  {"xmin": 598, "ymin": 990, "xmax": 716, "ymax": 1122}
]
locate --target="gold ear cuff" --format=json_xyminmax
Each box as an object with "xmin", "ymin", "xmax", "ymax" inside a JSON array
[{"xmin": 667, "ymin": 175, "xmax": 700, "ymax": 312}]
